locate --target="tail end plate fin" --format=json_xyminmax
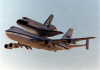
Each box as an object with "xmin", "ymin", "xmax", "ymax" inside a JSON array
[{"xmin": 86, "ymin": 39, "xmax": 89, "ymax": 50}]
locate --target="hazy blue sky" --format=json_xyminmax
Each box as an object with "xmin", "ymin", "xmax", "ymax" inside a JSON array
[{"xmin": 0, "ymin": 0, "xmax": 99, "ymax": 70}]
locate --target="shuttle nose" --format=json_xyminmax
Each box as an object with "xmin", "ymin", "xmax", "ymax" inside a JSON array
[
  {"xmin": 17, "ymin": 20, "xmax": 28, "ymax": 25},
  {"xmin": 17, "ymin": 20, "xmax": 22, "ymax": 23}
]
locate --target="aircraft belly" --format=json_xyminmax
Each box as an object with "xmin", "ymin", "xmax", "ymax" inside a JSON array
[
  {"xmin": 6, "ymin": 32, "xmax": 43, "ymax": 49},
  {"xmin": 5, "ymin": 32, "xmax": 63, "ymax": 51},
  {"xmin": 6, "ymin": 32, "xmax": 30, "ymax": 43},
  {"xmin": 22, "ymin": 41, "xmax": 62, "ymax": 51},
  {"xmin": 6, "ymin": 32, "xmax": 49, "ymax": 50}
]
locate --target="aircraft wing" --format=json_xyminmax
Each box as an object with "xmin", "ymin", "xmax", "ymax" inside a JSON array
[
  {"xmin": 14, "ymin": 43, "xmax": 32, "ymax": 50},
  {"xmin": 5, "ymin": 42, "xmax": 32, "ymax": 50},
  {"xmin": 65, "ymin": 45, "xmax": 85, "ymax": 49},
  {"xmin": 71, "ymin": 37, "xmax": 96, "ymax": 42},
  {"xmin": 31, "ymin": 37, "xmax": 95, "ymax": 45},
  {"xmin": 30, "ymin": 37, "xmax": 95, "ymax": 51},
  {"xmin": 52, "ymin": 37, "xmax": 95, "ymax": 44}
]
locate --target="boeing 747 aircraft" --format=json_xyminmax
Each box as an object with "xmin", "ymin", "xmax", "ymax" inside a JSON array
[
  {"xmin": 17, "ymin": 14, "xmax": 63, "ymax": 37},
  {"xmin": 4, "ymin": 26, "xmax": 95, "ymax": 52}
]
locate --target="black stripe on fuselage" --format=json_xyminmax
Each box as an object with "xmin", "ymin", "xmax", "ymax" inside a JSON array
[
  {"xmin": 6, "ymin": 30, "xmax": 44, "ymax": 41},
  {"xmin": 57, "ymin": 45, "xmax": 68, "ymax": 50}
]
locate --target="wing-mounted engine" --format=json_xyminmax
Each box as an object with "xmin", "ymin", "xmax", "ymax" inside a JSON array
[
  {"xmin": 44, "ymin": 40, "xmax": 57, "ymax": 52},
  {"xmin": 9, "ymin": 43, "xmax": 17, "ymax": 48},
  {"xmin": 45, "ymin": 40, "xmax": 53, "ymax": 45},
  {"xmin": 4, "ymin": 44, "xmax": 12, "ymax": 49},
  {"xmin": 67, "ymin": 39, "xmax": 76, "ymax": 44},
  {"xmin": 4, "ymin": 43, "xmax": 32, "ymax": 50},
  {"xmin": 61, "ymin": 39, "xmax": 76, "ymax": 44}
]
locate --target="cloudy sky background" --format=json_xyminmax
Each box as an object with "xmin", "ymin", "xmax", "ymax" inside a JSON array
[{"xmin": 0, "ymin": 0, "xmax": 99, "ymax": 70}]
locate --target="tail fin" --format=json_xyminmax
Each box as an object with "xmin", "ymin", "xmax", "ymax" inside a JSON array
[
  {"xmin": 61, "ymin": 28, "xmax": 74, "ymax": 39},
  {"xmin": 44, "ymin": 14, "xmax": 54, "ymax": 25},
  {"xmin": 86, "ymin": 39, "xmax": 89, "ymax": 50}
]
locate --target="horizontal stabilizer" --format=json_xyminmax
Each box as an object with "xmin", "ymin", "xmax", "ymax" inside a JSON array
[
  {"xmin": 66, "ymin": 45, "xmax": 85, "ymax": 49},
  {"xmin": 51, "ymin": 37, "xmax": 95, "ymax": 44},
  {"xmin": 56, "ymin": 44, "xmax": 85, "ymax": 50}
]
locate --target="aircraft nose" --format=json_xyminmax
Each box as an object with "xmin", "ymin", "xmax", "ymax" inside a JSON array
[
  {"xmin": 5, "ymin": 29, "xmax": 9, "ymax": 32},
  {"xmin": 17, "ymin": 20, "xmax": 28, "ymax": 25}
]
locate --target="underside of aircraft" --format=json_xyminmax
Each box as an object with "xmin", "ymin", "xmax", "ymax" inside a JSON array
[{"xmin": 4, "ymin": 25, "xmax": 95, "ymax": 52}]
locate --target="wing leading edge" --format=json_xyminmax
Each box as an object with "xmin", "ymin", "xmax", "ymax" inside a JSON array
[
  {"xmin": 30, "ymin": 37, "xmax": 95, "ymax": 44},
  {"xmin": 52, "ymin": 37, "xmax": 96, "ymax": 44}
]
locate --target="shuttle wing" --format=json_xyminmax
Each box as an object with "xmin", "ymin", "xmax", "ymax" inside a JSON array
[{"xmin": 24, "ymin": 25, "xmax": 63, "ymax": 37}]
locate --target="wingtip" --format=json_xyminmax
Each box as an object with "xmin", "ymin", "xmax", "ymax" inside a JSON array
[
  {"xmin": 86, "ymin": 37, "xmax": 96, "ymax": 39},
  {"xmin": 91, "ymin": 37, "xmax": 96, "ymax": 39}
]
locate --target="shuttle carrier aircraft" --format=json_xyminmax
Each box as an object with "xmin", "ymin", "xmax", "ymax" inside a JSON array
[{"xmin": 4, "ymin": 26, "xmax": 95, "ymax": 52}]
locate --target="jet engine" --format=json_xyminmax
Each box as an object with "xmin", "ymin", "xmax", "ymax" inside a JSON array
[
  {"xmin": 9, "ymin": 43, "xmax": 17, "ymax": 48},
  {"xmin": 45, "ymin": 40, "xmax": 52, "ymax": 45},
  {"xmin": 67, "ymin": 39, "xmax": 76, "ymax": 44},
  {"xmin": 4, "ymin": 43, "xmax": 32, "ymax": 50},
  {"xmin": 4, "ymin": 44, "xmax": 12, "ymax": 49},
  {"xmin": 67, "ymin": 39, "xmax": 71, "ymax": 43},
  {"xmin": 4, "ymin": 43, "xmax": 17, "ymax": 49}
]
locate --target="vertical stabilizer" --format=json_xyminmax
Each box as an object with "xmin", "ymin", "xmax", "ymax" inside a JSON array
[
  {"xmin": 44, "ymin": 14, "xmax": 54, "ymax": 26},
  {"xmin": 61, "ymin": 28, "xmax": 74, "ymax": 39},
  {"xmin": 86, "ymin": 39, "xmax": 89, "ymax": 50}
]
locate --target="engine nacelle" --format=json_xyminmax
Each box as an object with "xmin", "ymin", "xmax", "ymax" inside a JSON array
[
  {"xmin": 45, "ymin": 40, "xmax": 52, "ymax": 45},
  {"xmin": 4, "ymin": 44, "xmax": 12, "ymax": 49},
  {"xmin": 9, "ymin": 43, "xmax": 17, "ymax": 48},
  {"xmin": 67, "ymin": 39, "xmax": 71, "ymax": 43},
  {"xmin": 4, "ymin": 43, "xmax": 17, "ymax": 49},
  {"xmin": 67, "ymin": 39, "xmax": 76, "ymax": 44}
]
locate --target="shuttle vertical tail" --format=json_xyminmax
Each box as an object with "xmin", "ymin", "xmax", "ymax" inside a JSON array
[
  {"xmin": 61, "ymin": 28, "xmax": 74, "ymax": 39},
  {"xmin": 44, "ymin": 14, "xmax": 54, "ymax": 26}
]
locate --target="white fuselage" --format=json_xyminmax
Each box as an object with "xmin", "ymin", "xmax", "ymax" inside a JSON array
[{"xmin": 5, "ymin": 26, "xmax": 64, "ymax": 51}]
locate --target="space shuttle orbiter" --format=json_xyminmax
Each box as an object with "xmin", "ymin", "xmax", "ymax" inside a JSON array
[{"xmin": 17, "ymin": 14, "xmax": 63, "ymax": 37}]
